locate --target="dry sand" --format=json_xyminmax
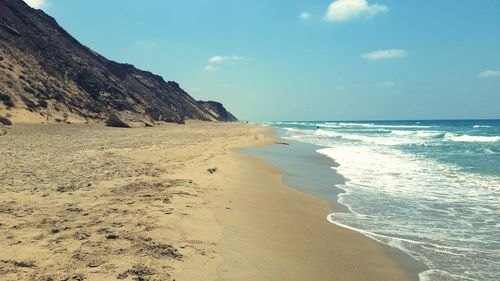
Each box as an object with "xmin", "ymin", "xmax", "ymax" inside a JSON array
[{"xmin": 0, "ymin": 122, "xmax": 414, "ymax": 280}]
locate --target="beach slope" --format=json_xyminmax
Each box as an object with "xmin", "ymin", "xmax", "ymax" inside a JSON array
[{"xmin": 0, "ymin": 122, "xmax": 412, "ymax": 280}]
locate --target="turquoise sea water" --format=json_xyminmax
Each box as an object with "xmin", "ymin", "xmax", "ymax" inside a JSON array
[{"xmin": 264, "ymin": 120, "xmax": 500, "ymax": 281}]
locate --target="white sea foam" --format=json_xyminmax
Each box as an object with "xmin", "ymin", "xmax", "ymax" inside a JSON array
[
  {"xmin": 317, "ymin": 123, "xmax": 342, "ymax": 128},
  {"xmin": 390, "ymin": 130, "xmax": 443, "ymax": 138},
  {"xmin": 278, "ymin": 121, "xmax": 500, "ymax": 281},
  {"xmin": 375, "ymin": 124, "xmax": 433, "ymax": 128},
  {"xmin": 316, "ymin": 144, "xmax": 500, "ymax": 281},
  {"xmin": 283, "ymin": 127, "xmax": 315, "ymax": 135},
  {"xmin": 390, "ymin": 130, "xmax": 415, "ymax": 136},
  {"xmin": 444, "ymin": 133, "xmax": 500, "ymax": 143},
  {"xmin": 314, "ymin": 129, "xmax": 341, "ymax": 137},
  {"xmin": 419, "ymin": 269, "xmax": 476, "ymax": 281},
  {"xmin": 324, "ymin": 122, "xmax": 432, "ymax": 129},
  {"xmin": 314, "ymin": 129, "xmax": 426, "ymax": 145},
  {"xmin": 271, "ymin": 121, "xmax": 318, "ymax": 127},
  {"xmin": 285, "ymin": 128, "xmax": 442, "ymax": 147},
  {"xmin": 318, "ymin": 145, "xmax": 500, "ymax": 193},
  {"xmin": 295, "ymin": 129, "xmax": 400, "ymax": 145},
  {"xmin": 416, "ymin": 131, "xmax": 444, "ymax": 138},
  {"xmin": 342, "ymin": 134, "xmax": 416, "ymax": 145}
]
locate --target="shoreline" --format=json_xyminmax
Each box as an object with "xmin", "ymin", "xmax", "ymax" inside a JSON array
[
  {"xmin": 209, "ymin": 125, "xmax": 418, "ymax": 280},
  {"xmin": 0, "ymin": 122, "xmax": 417, "ymax": 280},
  {"xmin": 241, "ymin": 133, "xmax": 425, "ymax": 280}
]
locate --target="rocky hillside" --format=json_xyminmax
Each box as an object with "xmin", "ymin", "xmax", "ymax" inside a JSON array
[
  {"xmin": 197, "ymin": 101, "xmax": 237, "ymax": 122},
  {"xmin": 0, "ymin": 0, "xmax": 236, "ymax": 124}
]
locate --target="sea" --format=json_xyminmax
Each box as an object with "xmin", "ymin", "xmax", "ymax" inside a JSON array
[{"xmin": 262, "ymin": 120, "xmax": 500, "ymax": 281}]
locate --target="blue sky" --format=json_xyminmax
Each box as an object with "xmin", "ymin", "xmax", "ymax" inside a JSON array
[{"xmin": 26, "ymin": 0, "xmax": 500, "ymax": 121}]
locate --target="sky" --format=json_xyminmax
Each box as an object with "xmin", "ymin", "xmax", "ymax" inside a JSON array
[{"xmin": 24, "ymin": 0, "xmax": 500, "ymax": 121}]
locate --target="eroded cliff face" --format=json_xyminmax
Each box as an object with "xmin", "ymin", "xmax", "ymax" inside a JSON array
[
  {"xmin": 197, "ymin": 101, "xmax": 238, "ymax": 122},
  {"xmin": 0, "ymin": 0, "xmax": 236, "ymax": 124}
]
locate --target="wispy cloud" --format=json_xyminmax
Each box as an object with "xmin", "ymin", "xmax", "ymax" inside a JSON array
[
  {"xmin": 362, "ymin": 49, "xmax": 407, "ymax": 60},
  {"xmin": 478, "ymin": 70, "xmax": 500, "ymax": 78},
  {"xmin": 325, "ymin": 0, "xmax": 388, "ymax": 22},
  {"xmin": 24, "ymin": 0, "xmax": 46, "ymax": 9},
  {"xmin": 380, "ymin": 81, "xmax": 396, "ymax": 87},
  {"xmin": 204, "ymin": 65, "xmax": 219, "ymax": 72},
  {"xmin": 299, "ymin": 12, "xmax": 312, "ymax": 21},
  {"xmin": 205, "ymin": 55, "xmax": 247, "ymax": 72},
  {"xmin": 208, "ymin": 56, "xmax": 246, "ymax": 63}
]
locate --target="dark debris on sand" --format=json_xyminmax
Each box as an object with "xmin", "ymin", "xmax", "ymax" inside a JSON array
[{"xmin": 117, "ymin": 264, "xmax": 162, "ymax": 280}]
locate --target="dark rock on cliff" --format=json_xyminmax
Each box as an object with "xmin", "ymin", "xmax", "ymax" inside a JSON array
[
  {"xmin": 0, "ymin": 116, "xmax": 12, "ymax": 125},
  {"xmin": 105, "ymin": 115, "xmax": 133, "ymax": 128},
  {"xmin": 197, "ymin": 101, "xmax": 237, "ymax": 122},
  {"xmin": 105, "ymin": 112, "xmax": 154, "ymax": 128},
  {"xmin": 0, "ymin": 0, "xmax": 236, "ymax": 123}
]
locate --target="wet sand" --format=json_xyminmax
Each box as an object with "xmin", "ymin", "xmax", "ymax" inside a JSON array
[{"xmin": 0, "ymin": 122, "xmax": 414, "ymax": 280}]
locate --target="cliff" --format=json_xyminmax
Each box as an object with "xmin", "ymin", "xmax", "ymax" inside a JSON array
[{"xmin": 0, "ymin": 0, "xmax": 236, "ymax": 124}]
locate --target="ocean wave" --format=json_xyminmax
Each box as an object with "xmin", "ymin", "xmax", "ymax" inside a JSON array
[
  {"xmin": 290, "ymin": 126, "xmax": 500, "ymax": 148},
  {"xmin": 375, "ymin": 124, "xmax": 433, "ymax": 129},
  {"xmin": 341, "ymin": 134, "xmax": 416, "ymax": 145},
  {"xmin": 444, "ymin": 133, "xmax": 500, "ymax": 143},
  {"xmin": 297, "ymin": 127, "xmax": 447, "ymax": 145},
  {"xmin": 266, "ymin": 121, "xmax": 307, "ymax": 126},
  {"xmin": 286, "ymin": 128, "xmax": 431, "ymax": 146},
  {"xmin": 283, "ymin": 127, "xmax": 315, "ymax": 135},
  {"xmin": 296, "ymin": 126, "xmax": 445, "ymax": 146},
  {"xmin": 327, "ymin": 213, "xmax": 483, "ymax": 255},
  {"xmin": 419, "ymin": 269, "xmax": 477, "ymax": 281},
  {"xmin": 390, "ymin": 130, "xmax": 443, "ymax": 138},
  {"xmin": 313, "ymin": 129, "xmax": 409, "ymax": 145},
  {"xmin": 317, "ymin": 123, "xmax": 342, "ymax": 128},
  {"xmin": 278, "ymin": 121, "xmax": 500, "ymax": 281},
  {"xmin": 325, "ymin": 122, "xmax": 432, "ymax": 129},
  {"xmin": 318, "ymin": 145, "xmax": 500, "ymax": 192},
  {"xmin": 317, "ymin": 144, "xmax": 500, "ymax": 281},
  {"xmin": 314, "ymin": 129, "xmax": 342, "ymax": 138},
  {"xmin": 315, "ymin": 130, "xmax": 425, "ymax": 145},
  {"xmin": 390, "ymin": 130, "xmax": 415, "ymax": 136},
  {"xmin": 483, "ymin": 148, "xmax": 498, "ymax": 154}
]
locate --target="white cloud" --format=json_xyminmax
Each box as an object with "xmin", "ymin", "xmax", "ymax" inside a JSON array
[
  {"xmin": 478, "ymin": 70, "xmax": 500, "ymax": 78},
  {"xmin": 205, "ymin": 55, "xmax": 247, "ymax": 72},
  {"xmin": 208, "ymin": 55, "xmax": 245, "ymax": 63},
  {"xmin": 24, "ymin": 0, "xmax": 46, "ymax": 9},
  {"xmin": 204, "ymin": 65, "xmax": 219, "ymax": 72},
  {"xmin": 362, "ymin": 49, "xmax": 407, "ymax": 60},
  {"xmin": 325, "ymin": 0, "xmax": 388, "ymax": 22},
  {"xmin": 299, "ymin": 12, "xmax": 312, "ymax": 21}
]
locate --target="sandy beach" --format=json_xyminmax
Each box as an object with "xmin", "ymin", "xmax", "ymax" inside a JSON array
[{"xmin": 0, "ymin": 122, "xmax": 414, "ymax": 281}]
